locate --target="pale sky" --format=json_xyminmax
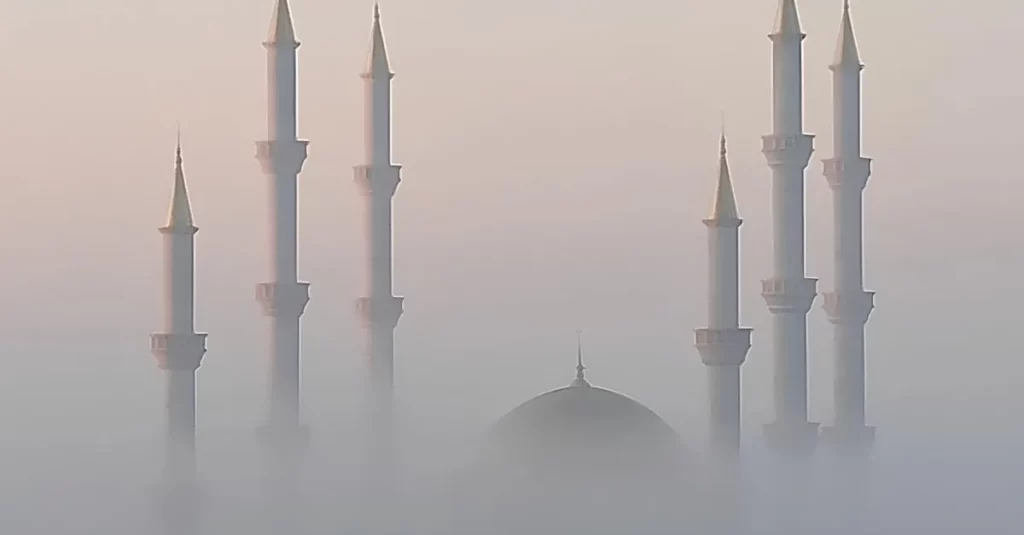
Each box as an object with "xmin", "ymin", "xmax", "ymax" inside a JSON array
[{"xmin": 1, "ymin": 0, "xmax": 1023, "ymax": 512}]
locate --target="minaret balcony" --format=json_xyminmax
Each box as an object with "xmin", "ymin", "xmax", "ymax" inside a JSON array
[
  {"xmin": 761, "ymin": 277, "xmax": 817, "ymax": 314},
  {"xmin": 761, "ymin": 134, "xmax": 814, "ymax": 169},
  {"xmin": 355, "ymin": 295, "xmax": 404, "ymax": 329},
  {"xmin": 822, "ymin": 157, "xmax": 872, "ymax": 191},
  {"xmin": 150, "ymin": 333, "xmax": 208, "ymax": 371},
  {"xmin": 694, "ymin": 328, "xmax": 752, "ymax": 367},
  {"xmin": 822, "ymin": 290, "xmax": 875, "ymax": 325},
  {"xmin": 256, "ymin": 282, "xmax": 311, "ymax": 318},
  {"xmin": 255, "ymin": 139, "xmax": 309, "ymax": 177},
  {"xmin": 353, "ymin": 164, "xmax": 402, "ymax": 198}
]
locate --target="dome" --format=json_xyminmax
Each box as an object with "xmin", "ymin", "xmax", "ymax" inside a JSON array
[
  {"xmin": 480, "ymin": 346, "xmax": 683, "ymax": 481},
  {"xmin": 447, "ymin": 344, "xmax": 697, "ymax": 535}
]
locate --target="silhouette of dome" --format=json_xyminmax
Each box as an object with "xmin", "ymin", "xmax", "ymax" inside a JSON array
[
  {"xmin": 481, "ymin": 341, "xmax": 683, "ymax": 480},
  {"xmin": 449, "ymin": 342, "xmax": 696, "ymax": 535},
  {"xmin": 493, "ymin": 383, "xmax": 678, "ymax": 447}
]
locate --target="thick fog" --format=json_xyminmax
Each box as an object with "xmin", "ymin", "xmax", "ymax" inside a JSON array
[{"xmin": 3, "ymin": 0, "xmax": 1024, "ymax": 533}]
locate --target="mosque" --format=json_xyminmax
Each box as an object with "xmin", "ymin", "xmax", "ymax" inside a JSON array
[{"xmin": 148, "ymin": 0, "xmax": 874, "ymax": 532}]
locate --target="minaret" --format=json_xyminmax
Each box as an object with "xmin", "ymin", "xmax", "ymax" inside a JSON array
[
  {"xmin": 255, "ymin": 0, "xmax": 310, "ymax": 448},
  {"xmin": 761, "ymin": 0, "xmax": 819, "ymax": 457},
  {"xmin": 354, "ymin": 3, "xmax": 404, "ymax": 453},
  {"xmin": 821, "ymin": 0, "xmax": 875, "ymax": 456},
  {"xmin": 695, "ymin": 133, "xmax": 752, "ymax": 460},
  {"xmin": 150, "ymin": 136, "xmax": 207, "ymax": 531}
]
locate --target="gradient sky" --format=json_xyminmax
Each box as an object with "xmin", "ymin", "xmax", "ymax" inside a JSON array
[{"xmin": 1, "ymin": 0, "xmax": 1023, "ymax": 480}]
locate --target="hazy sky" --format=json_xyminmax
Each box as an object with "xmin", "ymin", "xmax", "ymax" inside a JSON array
[{"xmin": 2, "ymin": 1, "xmax": 1024, "ymax": 520}]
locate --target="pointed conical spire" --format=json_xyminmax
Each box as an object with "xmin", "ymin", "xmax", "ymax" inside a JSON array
[
  {"xmin": 571, "ymin": 330, "xmax": 591, "ymax": 388},
  {"xmin": 832, "ymin": 0, "xmax": 862, "ymax": 68},
  {"xmin": 364, "ymin": 3, "xmax": 392, "ymax": 76},
  {"xmin": 772, "ymin": 0, "xmax": 804, "ymax": 38},
  {"xmin": 708, "ymin": 131, "xmax": 740, "ymax": 221},
  {"xmin": 165, "ymin": 129, "xmax": 195, "ymax": 229},
  {"xmin": 266, "ymin": 0, "xmax": 298, "ymax": 46}
]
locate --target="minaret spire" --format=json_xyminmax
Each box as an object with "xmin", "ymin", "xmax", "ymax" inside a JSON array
[
  {"xmin": 364, "ymin": 2, "xmax": 392, "ymax": 77},
  {"xmin": 709, "ymin": 132, "xmax": 739, "ymax": 221},
  {"xmin": 762, "ymin": 0, "xmax": 819, "ymax": 458},
  {"xmin": 354, "ymin": 0, "xmax": 404, "ymax": 495},
  {"xmin": 166, "ymin": 128, "xmax": 194, "ymax": 229},
  {"xmin": 772, "ymin": 0, "xmax": 804, "ymax": 38},
  {"xmin": 833, "ymin": 0, "xmax": 862, "ymax": 68},
  {"xmin": 696, "ymin": 134, "xmax": 752, "ymax": 460},
  {"xmin": 151, "ymin": 136, "xmax": 208, "ymax": 533},
  {"xmin": 266, "ymin": 0, "xmax": 298, "ymax": 46},
  {"xmin": 255, "ymin": 0, "xmax": 311, "ymax": 451},
  {"xmin": 821, "ymin": 0, "xmax": 875, "ymax": 456}
]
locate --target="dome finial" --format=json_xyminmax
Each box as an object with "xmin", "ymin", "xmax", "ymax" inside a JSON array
[{"xmin": 571, "ymin": 329, "xmax": 591, "ymax": 388}]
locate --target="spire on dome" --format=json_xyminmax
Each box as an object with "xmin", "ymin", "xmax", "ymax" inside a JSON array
[
  {"xmin": 707, "ymin": 131, "xmax": 740, "ymax": 222},
  {"xmin": 165, "ymin": 128, "xmax": 195, "ymax": 230},
  {"xmin": 832, "ymin": 0, "xmax": 862, "ymax": 68},
  {"xmin": 571, "ymin": 330, "xmax": 591, "ymax": 388},
  {"xmin": 364, "ymin": 2, "xmax": 392, "ymax": 76},
  {"xmin": 266, "ymin": 0, "xmax": 298, "ymax": 46},
  {"xmin": 771, "ymin": 0, "xmax": 804, "ymax": 38}
]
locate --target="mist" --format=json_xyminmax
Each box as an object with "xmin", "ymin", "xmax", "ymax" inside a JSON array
[{"xmin": 3, "ymin": 0, "xmax": 1024, "ymax": 533}]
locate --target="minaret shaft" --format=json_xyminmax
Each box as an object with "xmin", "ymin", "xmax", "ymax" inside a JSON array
[
  {"xmin": 834, "ymin": 189, "xmax": 863, "ymax": 291},
  {"xmin": 708, "ymin": 366, "xmax": 741, "ymax": 452},
  {"xmin": 771, "ymin": 170, "xmax": 806, "ymax": 277},
  {"xmin": 164, "ymin": 236, "xmax": 195, "ymax": 336},
  {"xmin": 255, "ymin": 1, "xmax": 310, "ymax": 446},
  {"xmin": 270, "ymin": 176, "xmax": 299, "ymax": 284},
  {"xmin": 162, "ymin": 233, "xmax": 198, "ymax": 474},
  {"xmin": 833, "ymin": 323, "xmax": 866, "ymax": 425},
  {"xmin": 771, "ymin": 313, "xmax": 810, "ymax": 423},
  {"xmin": 269, "ymin": 316, "xmax": 301, "ymax": 425},
  {"xmin": 761, "ymin": 0, "xmax": 819, "ymax": 457},
  {"xmin": 699, "ymin": 219, "xmax": 750, "ymax": 457},
  {"xmin": 268, "ymin": 51, "xmax": 297, "ymax": 143},
  {"xmin": 166, "ymin": 369, "xmax": 197, "ymax": 470},
  {"xmin": 366, "ymin": 77, "xmax": 392, "ymax": 167},
  {"xmin": 367, "ymin": 193, "xmax": 394, "ymax": 298},
  {"xmin": 161, "ymin": 232, "xmax": 199, "ymax": 475},
  {"xmin": 772, "ymin": 40, "xmax": 804, "ymax": 137},
  {"xmin": 834, "ymin": 69, "xmax": 861, "ymax": 159},
  {"xmin": 822, "ymin": 4, "xmax": 875, "ymax": 454},
  {"xmin": 708, "ymin": 228, "xmax": 739, "ymax": 328}
]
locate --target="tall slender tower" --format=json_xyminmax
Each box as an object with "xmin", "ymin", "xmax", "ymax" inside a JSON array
[
  {"xmin": 150, "ymin": 137, "xmax": 207, "ymax": 531},
  {"xmin": 695, "ymin": 133, "xmax": 752, "ymax": 459},
  {"xmin": 761, "ymin": 0, "xmax": 819, "ymax": 457},
  {"xmin": 821, "ymin": 0, "xmax": 875, "ymax": 456},
  {"xmin": 255, "ymin": 0, "xmax": 310, "ymax": 448},
  {"xmin": 354, "ymin": 3, "xmax": 404, "ymax": 454}
]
